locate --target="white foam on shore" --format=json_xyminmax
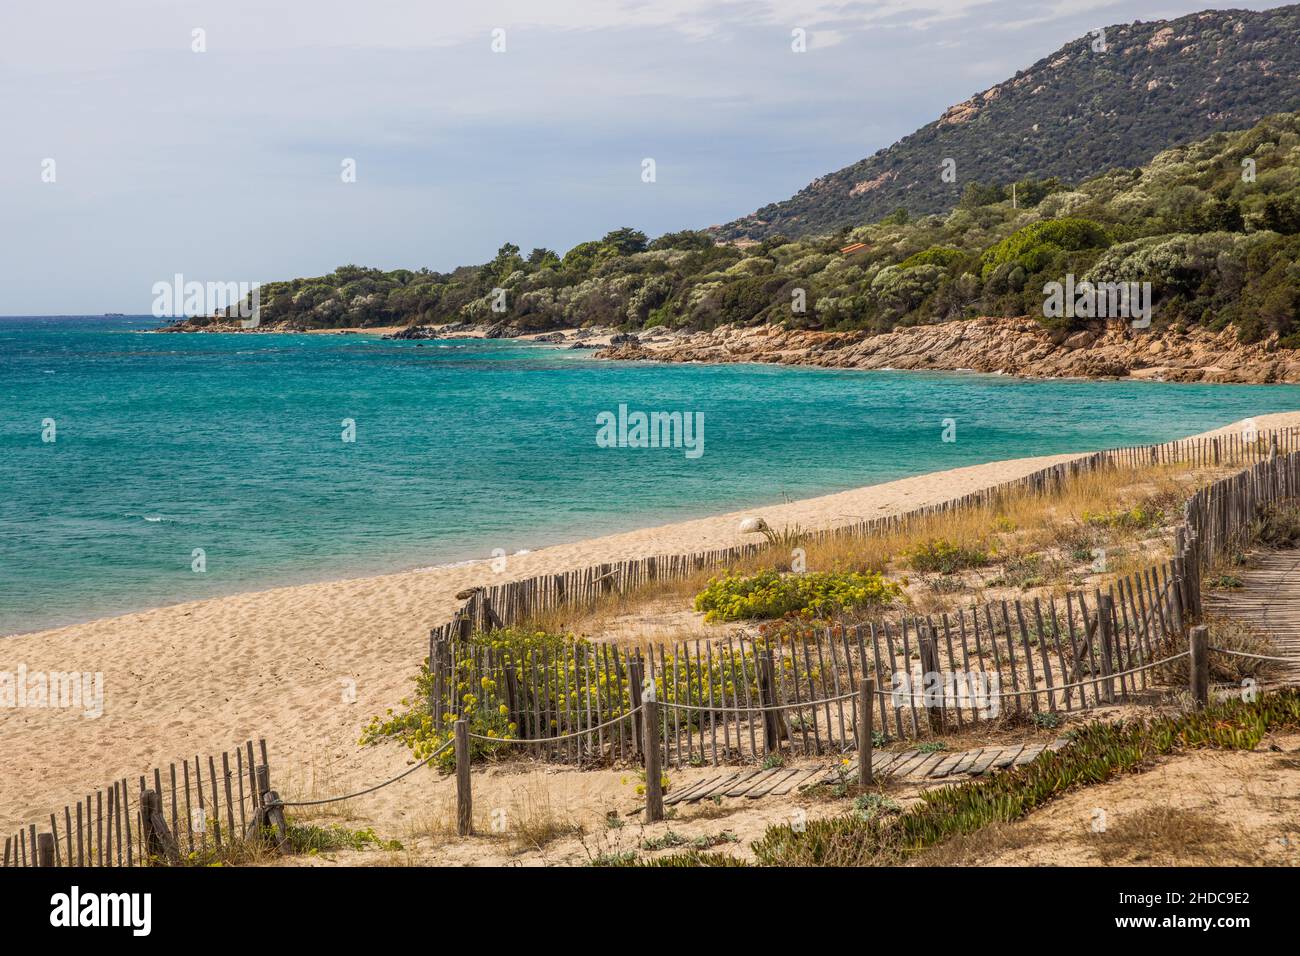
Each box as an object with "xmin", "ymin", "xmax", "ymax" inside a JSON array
[{"xmin": 411, "ymin": 549, "xmax": 533, "ymax": 573}]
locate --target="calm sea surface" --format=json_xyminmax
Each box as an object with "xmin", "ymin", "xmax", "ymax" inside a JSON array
[{"xmin": 3, "ymin": 315, "xmax": 1297, "ymax": 635}]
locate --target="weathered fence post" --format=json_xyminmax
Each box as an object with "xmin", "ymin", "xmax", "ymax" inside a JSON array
[
  {"xmin": 642, "ymin": 684, "xmax": 664, "ymax": 823},
  {"xmin": 627, "ymin": 655, "xmax": 645, "ymax": 759},
  {"xmin": 1097, "ymin": 594, "xmax": 1116, "ymax": 704},
  {"xmin": 141, "ymin": 788, "xmax": 155, "ymax": 855},
  {"xmin": 503, "ymin": 663, "xmax": 521, "ymax": 740},
  {"xmin": 454, "ymin": 719, "xmax": 472, "ymax": 835},
  {"xmin": 858, "ymin": 679, "xmax": 874, "ymax": 787},
  {"xmin": 756, "ymin": 651, "xmax": 775, "ymax": 751},
  {"xmin": 919, "ymin": 630, "xmax": 943, "ymax": 731},
  {"xmin": 756, "ymin": 648, "xmax": 789, "ymax": 753},
  {"xmin": 37, "ymin": 833, "xmax": 54, "ymax": 867},
  {"xmin": 1185, "ymin": 531, "xmax": 1203, "ymax": 621},
  {"xmin": 253, "ymin": 764, "xmax": 290, "ymax": 855},
  {"xmin": 1171, "ymin": 556, "xmax": 1189, "ymax": 635},
  {"xmin": 140, "ymin": 788, "xmax": 181, "ymax": 865},
  {"xmin": 1189, "ymin": 625, "xmax": 1209, "ymax": 710}
]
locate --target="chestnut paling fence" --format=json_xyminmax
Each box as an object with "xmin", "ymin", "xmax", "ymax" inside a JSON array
[
  {"xmin": 2, "ymin": 738, "xmax": 286, "ymax": 869},
  {"xmin": 10, "ymin": 428, "xmax": 1300, "ymax": 864},
  {"xmin": 426, "ymin": 427, "xmax": 1300, "ymax": 768}
]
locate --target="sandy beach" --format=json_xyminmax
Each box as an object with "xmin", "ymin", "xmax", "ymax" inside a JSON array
[{"xmin": 3, "ymin": 410, "xmax": 1298, "ymax": 839}]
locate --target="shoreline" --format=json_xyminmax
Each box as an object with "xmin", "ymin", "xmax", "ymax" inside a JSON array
[
  {"xmin": 5, "ymin": 389, "xmax": 1286, "ymax": 640},
  {"xmin": 4, "ymin": 411, "xmax": 1299, "ymax": 834},
  {"xmin": 151, "ymin": 315, "xmax": 1300, "ymax": 384},
  {"xmin": 594, "ymin": 317, "xmax": 1300, "ymax": 385}
]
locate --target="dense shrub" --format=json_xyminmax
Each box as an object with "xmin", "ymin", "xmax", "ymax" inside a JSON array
[
  {"xmin": 899, "ymin": 246, "xmax": 964, "ymax": 269},
  {"xmin": 979, "ymin": 218, "xmax": 1112, "ymax": 279},
  {"xmin": 906, "ymin": 539, "xmax": 990, "ymax": 574},
  {"xmin": 693, "ymin": 569, "xmax": 901, "ymax": 622},
  {"xmin": 1252, "ymin": 502, "xmax": 1300, "ymax": 548},
  {"xmin": 1082, "ymin": 504, "xmax": 1165, "ymax": 531},
  {"xmin": 359, "ymin": 627, "xmax": 583, "ymax": 768}
]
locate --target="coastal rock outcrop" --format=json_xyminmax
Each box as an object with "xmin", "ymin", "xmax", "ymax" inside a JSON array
[
  {"xmin": 384, "ymin": 325, "xmax": 440, "ymax": 340},
  {"xmin": 595, "ymin": 317, "xmax": 1300, "ymax": 384}
]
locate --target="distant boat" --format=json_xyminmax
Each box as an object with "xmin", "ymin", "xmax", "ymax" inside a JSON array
[{"xmin": 103, "ymin": 312, "xmax": 125, "ymax": 317}]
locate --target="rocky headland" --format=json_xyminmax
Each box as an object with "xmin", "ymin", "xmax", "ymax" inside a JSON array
[
  {"xmin": 153, "ymin": 314, "xmax": 1300, "ymax": 384},
  {"xmin": 593, "ymin": 317, "xmax": 1300, "ymax": 385}
]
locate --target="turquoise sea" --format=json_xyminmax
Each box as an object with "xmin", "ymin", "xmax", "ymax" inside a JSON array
[{"xmin": 2, "ymin": 315, "xmax": 1298, "ymax": 636}]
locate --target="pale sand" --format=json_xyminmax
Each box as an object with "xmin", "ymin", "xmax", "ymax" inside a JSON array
[{"xmin": 2, "ymin": 411, "xmax": 1297, "ymax": 839}]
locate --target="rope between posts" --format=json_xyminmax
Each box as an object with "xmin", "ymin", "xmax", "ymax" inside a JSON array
[
  {"xmin": 1209, "ymin": 646, "xmax": 1300, "ymax": 664},
  {"xmin": 467, "ymin": 705, "xmax": 644, "ymax": 744},
  {"xmin": 977, "ymin": 652, "xmax": 1191, "ymax": 700},
  {"xmin": 651, "ymin": 654, "xmax": 1192, "ymax": 714},
  {"xmin": 268, "ymin": 649, "xmax": 1190, "ymax": 808},
  {"xmin": 272, "ymin": 738, "xmax": 455, "ymax": 808},
  {"xmin": 874, "ymin": 652, "xmax": 1192, "ymax": 705}
]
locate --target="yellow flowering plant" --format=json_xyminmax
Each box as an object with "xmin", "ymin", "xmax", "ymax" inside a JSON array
[{"xmin": 694, "ymin": 569, "xmax": 901, "ymax": 623}]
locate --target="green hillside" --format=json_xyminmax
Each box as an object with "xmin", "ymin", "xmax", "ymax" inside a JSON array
[
  {"xmin": 204, "ymin": 112, "xmax": 1300, "ymax": 347},
  {"xmin": 714, "ymin": 5, "xmax": 1300, "ymax": 240}
]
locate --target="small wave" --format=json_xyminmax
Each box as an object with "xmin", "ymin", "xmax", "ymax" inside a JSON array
[
  {"xmin": 411, "ymin": 549, "xmax": 533, "ymax": 573},
  {"xmin": 411, "ymin": 557, "xmax": 486, "ymax": 572},
  {"xmin": 123, "ymin": 512, "xmax": 178, "ymax": 524}
]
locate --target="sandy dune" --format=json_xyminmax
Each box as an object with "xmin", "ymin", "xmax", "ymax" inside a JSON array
[{"xmin": 2, "ymin": 410, "xmax": 1298, "ymax": 838}]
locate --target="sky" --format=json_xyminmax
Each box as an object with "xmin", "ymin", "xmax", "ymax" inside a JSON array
[{"xmin": 0, "ymin": 1, "xmax": 1284, "ymax": 314}]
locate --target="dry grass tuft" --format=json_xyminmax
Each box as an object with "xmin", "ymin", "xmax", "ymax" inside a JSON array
[
  {"xmin": 1088, "ymin": 806, "xmax": 1250, "ymax": 864},
  {"xmin": 276, "ymin": 751, "xmax": 364, "ymax": 822},
  {"xmin": 910, "ymin": 820, "xmax": 1051, "ymax": 866},
  {"xmin": 506, "ymin": 790, "xmax": 584, "ymax": 854},
  {"xmin": 1156, "ymin": 614, "xmax": 1275, "ymax": 685}
]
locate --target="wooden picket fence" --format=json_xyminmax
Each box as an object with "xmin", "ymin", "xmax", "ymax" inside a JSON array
[
  {"xmin": 427, "ymin": 427, "xmax": 1300, "ymax": 768},
  {"xmin": 10, "ymin": 427, "xmax": 1294, "ymax": 864},
  {"xmin": 432, "ymin": 576, "xmax": 1183, "ymax": 767},
  {"xmin": 2, "ymin": 738, "xmax": 283, "ymax": 868}
]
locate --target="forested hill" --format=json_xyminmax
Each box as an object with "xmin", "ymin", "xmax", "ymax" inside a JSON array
[
  {"xmin": 182, "ymin": 111, "xmax": 1300, "ymax": 350},
  {"xmin": 713, "ymin": 5, "xmax": 1300, "ymax": 241}
]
